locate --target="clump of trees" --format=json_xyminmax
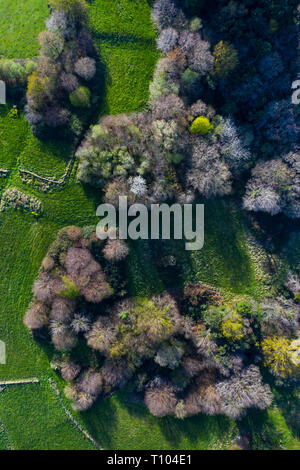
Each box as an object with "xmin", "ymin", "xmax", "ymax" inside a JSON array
[
  {"xmin": 0, "ymin": 188, "xmax": 42, "ymax": 215},
  {"xmin": 0, "ymin": 59, "xmax": 37, "ymax": 99},
  {"xmin": 76, "ymin": 111, "xmax": 182, "ymax": 203},
  {"xmin": 25, "ymin": 225, "xmax": 300, "ymax": 417},
  {"xmin": 25, "ymin": 0, "xmax": 99, "ymax": 140},
  {"xmin": 24, "ymin": 224, "xmax": 129, "ymax": 338},
  {"xmin": 243, "ymin": 151, "xmax": 300, "ymax": 218},
  {"xmin": 74, "ymin": 0, "xmax": 300, "ymax": 221}
]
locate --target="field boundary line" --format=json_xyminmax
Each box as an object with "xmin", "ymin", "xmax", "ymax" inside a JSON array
[
  {"xmin": 48, "ymin": 378, "xmax": 102, "ymax": 450},
  {"xmin": 0, "ymin": 378, "xmax": 39, "ymax": 386},
  {"xmin": 18, "ymin": 154, "xmax": 76, "ymax": 189}
]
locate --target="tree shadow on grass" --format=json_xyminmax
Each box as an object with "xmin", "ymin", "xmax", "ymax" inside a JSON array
[
  {"xmin": 139, "ymin": 197, "xmax": 259, "ymax": 296},
  {"xmin": 156, "ymin": 413, "xmax": 233, "ymax": 449},
  {"xmin": 118, "ymin": 388, "xmax": 234, "ymax": 449},
  {"xmin": 80, "ymin": 395, "xmax": 119, "ymax": 449},
  {"xmin": 176, "ymin": 198, "xmax": 257, "ymax": 294}
]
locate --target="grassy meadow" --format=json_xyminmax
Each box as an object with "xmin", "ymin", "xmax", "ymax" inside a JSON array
[{"xmin": 0, "ymin": 0, "xmax": 48, "ymax": 58}]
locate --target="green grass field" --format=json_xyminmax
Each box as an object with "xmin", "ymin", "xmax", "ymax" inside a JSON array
[
  {"xmin": 0, "ymin": 0, "xmax": 299, "ymax": 451},
  {"xmin": 0, "ymin": 382, "xmax": 95, "ymax": 449},
  {"xmin": 19, "ymin": 133, "xmax": 72, "ymax": 179},
  {"xmin": 0, "ymin": 105, "xmax": 29, "ymax": 170},
  {"xmin": 89, "ymin": 0, "xmax": 160, "ymax": 115},
  {"xmin": 0, "ymin": 0, "xmax": 48, "ymax": 58}
]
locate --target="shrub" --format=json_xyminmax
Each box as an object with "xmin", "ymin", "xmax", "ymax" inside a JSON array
[
  {"xmin": 261, "ymin": 336, "xmax": 299, "ymax": 378},
  {"xmin": 216, "ymin": 366, "xmax": 273, "ymax": 419},
  {"xmin": 39, "ymin": 31, "xmax": 64, "ymax": 60},
  {"xmin": 187, "ymin": 40, "xmax": 214, "ymax": 76},
  {"xmin": 152, "ymin": 0, "xmax": 186, "ymax": 30},
  {"xmin": 24, "ymin": 302, "xmax": 48, "ymax": 330},
  {"xmin": 221, "ymin": 312, "xmax": 245, "ymax": 342},
  {"xmin": 61, "ymin": 362, "xmax": 81, "ymax": 381},
  {"xmin": 77, "ymin": 370, "xmax": 103, "ymax": 396},
  {"xmin": 175, "ymin": 400, "xmax": 187, "ymax": 419},
  {"xmin": 60, "ymin": 72, "xmax": 79, "ymax": 92},
  {"xmin": 0, "ymin": 188, "xmax": 42, "ymax": 215},
  {"xmin": 154, "ymin": 339, "xmax": 184, "ymax": 369},
  {"xmin": 46, "ymin": 10, "xmax": 76, "ymax": 39},
  {"xmin": 71, "ymin": 314, "xmax": 91, "ymax": 333},
  {"xmin": 51, "ymin": 328, "xmax": 78, "ymax": 351},
  {"xmin": 50, "ymin": 297, "xmax": 76, "ymax": 322},
  {"xmin": 145, "ymin": 381, "xmax": 178, "ymax": 417},
  {"xmin": 212, "ymin": 41, "xmax": 239, "ymax": 79},
  {"xmin": 177, "ymin": 282, "xmax": 221, "ymax": 319},
  {"xmin": 157, "ymin": 28, "xmax": 179, "ymax": 54},
  {"xmin": 69, "ymin": 86, "xmax": 91, "ymax": 107},
  {"xmin": 42, "ymin": 256, "xmax": 55, "ymax": 272},
  {"xmin": 49, "ymin": 0, "xmax": 88, "ymax": 23},
  {"xmin": 58, "ymin": 276, "xmax": 81, "ymax": 299},
  {"xmin": 72, "ymin": 391, "xmax": 95, "ymax": 411},
  {"xmin": 190, "ymin": 116, "xmax": 213, "ymax": 135},
  {"xmin": 74, "ymin": 57, "xmax": 96, "ymax": 81},
  {"xmin": 285, "ymin": 272, "xmax": 300, "ymax": 297},
  {"xmin": 186, "ymin": 141, "xmax": 232, "ymax": 198},
  {"xmin": 102, "ymin": 239, "xmax": 130, "ymax": 262}
]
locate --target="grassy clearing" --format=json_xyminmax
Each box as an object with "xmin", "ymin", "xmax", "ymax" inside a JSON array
[
  {"xmin": 89, "ymin": 0, "xmax": 160, "ymax": 116},
  {"xmin": 126, "ymin": 199, "xmax": 272, "ymax": 301},
  {"xmin": 244, "ymin": 406, "xmax": 300, "ymax": 450},
  {"xmin": 0, "ymin": 213, "xmax": 61, "ymax": 379},
  {"xmin": 0, "ymin": 382, "xmax": 95, "ymax": 449},
  {"xmin": 0, "ymin": 105, "xmax": 29, "ymax": 171},
  {"xmin": 81, "ymin": 390, "xmax": 238, "ymax": 450},
  {"xmin": 0, "ymin": 103, "xmax": 71, "ymax": 180},
  {"xmin": 0, "ymin": 0, "xmax": 48, "ymax": 59},
  {"xmin": 19, "ymin": 133, "xmax": 72, "ymax": 179}
]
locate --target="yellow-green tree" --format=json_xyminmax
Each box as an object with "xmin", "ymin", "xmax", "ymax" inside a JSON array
[
  {"xmin": 221, "ymin": 311, "xmax": 245, "ymax": 342},
  {"xmin": 190, "ymin": 116, "xmax": 213, "ymax": 135},
  {"xmin": 27, "ymin": 72, "xmax": 54, "ymax": 110},
  {"xmin": 261, "ymin": 336, "xmax": 300, "ymax": 378}
]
